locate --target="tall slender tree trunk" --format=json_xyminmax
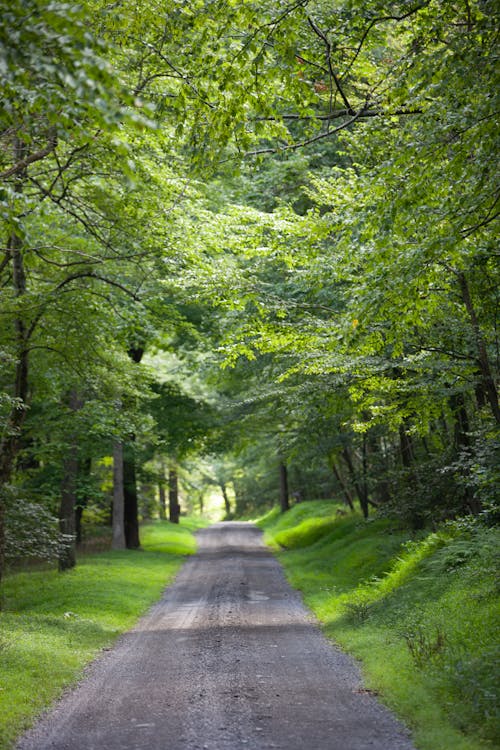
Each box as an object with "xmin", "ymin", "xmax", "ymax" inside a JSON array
[
  {"xmin": 279, "ymin": 461, "xmax": 290, "ymax": 513},
  {"xmin": 158, "ymin": 458, "xmax": 167, "ymax": 520},
  {"xmin": 399, "ymin": 423, "xmax": 414, "ymax": 468},
  {"xmin": 121, "ymin": 345, "xmax": 145, "ymax": 548},
  {"xmin": 123, "ymin": 440, "xmax": 140, "ymax": 548},
  {"xmin": 158, "ymin": 482, "xmax": 166, "ymax": 520},
  {"xmin": 368, "ymin": 434, "xmax": 391, "ymax": 505},
  {"xmin": 112, "ymin": 442, "xmax": 126, "ymax": 549},
  {"xmin": 59, "ymin": 453, "xmax": 78, "ymax": 571},
  {"xmin": 398, "ymin": 420, "xmax": 426, "ymax": 528},
  {"xmin": 331, "ymin": 459, "xmax": 355, "ymax": 510},
  {"xmin": 220, "ymin": 482, "xmax": 231, "ymax": 516},
  {"xmin": 0, "ymin": 139, "xmax": 29, "ymax": 582},
  {"xmin": 449, "ymin": 392, "xmax": 481, "ymax": 515},
  {"xmin": 342, "ymin": 447, "xmax": 369, "ymax": 518},
  {"xmin": 450, "ymin": 392, "xmax": 471, "ymax": 451},
  {"xmin": 458, "ymin": 272, "xmax": 500, "ymax": 424},
  {"xmin": 75, "ymin": 457, "xmax": 91, "ymax": 544},
  {"xmin": 58, "ymin": 389, "xmax": 82, "ymax": 571},
  {"xmin": 169, "ymin": 466, "xmax": 180, "ymax": 524}
]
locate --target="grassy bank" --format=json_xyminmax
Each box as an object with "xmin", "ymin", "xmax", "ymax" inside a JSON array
[
  {"xmin": 257, "ymin": 502, "xmax": 499, "ymax": 750},
  {"xmin": 0, "ymin": 517, "xmax": 207, "ymax": 749}
]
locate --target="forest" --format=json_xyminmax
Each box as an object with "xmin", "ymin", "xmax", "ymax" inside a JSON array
[{"xmin": 0, "ymin": 0, "xmax": 499, "ymax": 747}]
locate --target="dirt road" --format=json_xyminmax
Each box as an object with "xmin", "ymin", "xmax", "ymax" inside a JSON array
[{"xmin": 17, "ymin": 522, "xmax": 415, "ymax": 750}]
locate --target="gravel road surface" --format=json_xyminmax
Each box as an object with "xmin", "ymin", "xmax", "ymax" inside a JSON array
[{"xmin": 17, "ymin": 522, "xmax": 415, "ymax": 750}]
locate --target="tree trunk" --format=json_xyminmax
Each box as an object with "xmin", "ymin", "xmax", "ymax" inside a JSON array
[
  {"xmin": 112, "ymin": 442, "xmax": 126, "ymax": 549},
  {"xmin": 458, "ymin": 271, "xmax": 500, "ymax": 424},
  {"xmin": 75, "ymin": 506, "xmax": 83, "ymax": 545},
  {"xmin": 75, "ymin": 457, "xmax": 91, "ymax": 544},
  {"xmin": 123, "ymin": 440, "xmax": 140, "ymax": 548},
  {"xmin": 169, "ymin": 467, "xmax": 180, "ymax": 524},
  {"xmin": 58, "ymin": 389, "xmax": 81, "ymax": 571},
  {"xmin": 158, "ymin": 482, "xmax": 166, "ymax": 520},
  {"xmin": 368, "ymin": 433, "xmax": 391, "ymax": 505},
  {"xmin": 220, "ymin": 482, "xmax": 231, "ymax": 516},
  {"xmin": 121, "ymin": 345, "xmax": 145, "ymax": 548},
  {"xmin": 0, "ymin": 140, "xmax": 29, "ymax": 581},
  {"xmin": 59, "ymin": 453, "xmax": 78, "ymax": 571},
  {"xmin": 279, "ymin": 462, "xmax": 290, "ymax": 513},
  {"xmin": 450, "ymin": 392, "xmax": 471, "ymax": 451},
  {"xmin": 331, "ymin": 459, "xmax": 355, "ymax": 510},
  {"xmin": 342, "ymin": 447, "xmax": 369, "ymax": 518},
  {"xmin": 450, "ymin": 392, "xmax": 481, "ymax": 515},
  {"xmin": 399, "ymin": 423, "xmax": 414, "ymax": 468}
]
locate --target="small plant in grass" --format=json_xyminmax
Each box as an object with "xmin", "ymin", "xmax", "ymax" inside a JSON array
[
  {"xmin": 402, "ymin": 624, "xmax": 447, "ymax": 668},
  {"xmin": 344, "ymin": 599, "xmax": 372, "ymax": 623}
]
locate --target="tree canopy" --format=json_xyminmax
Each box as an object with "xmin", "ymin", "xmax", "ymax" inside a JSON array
[{"xmin": 0, "ymin": 0, "xmax": 498, "ymax": 576}]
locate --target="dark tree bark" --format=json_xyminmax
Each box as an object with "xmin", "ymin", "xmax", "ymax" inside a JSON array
[
  {"xmin": 450, "ymin": 392, "xmax": 481, "ymax": 515},
  {"xmin": 458, "ymin": 271, "xmax": 500, "ymax": 424},
  {"xmin": 331, "ymin": 459, "xmax": 355, "ymax": 510},
  {"xmin": 124, "ymin": 440, "xmax": 140, "ymax": 548},
  {"xmin": 121, "ymin": 344, "xmax": 145, "ymax": 548},
  {"xmin": 0, "ymin": 140, "xmax": 29, "ymax": 582},
  {"xmin": 112, "ymin": 442, "xmax": 126, "ymax": 549},
  {"xmin": 341, "ymin": 448, "xmax": 369, "ymax": 519},
  {"xmin": 367, "ymin": 434, "xmax": 391, "ymax": 505},
  {"xmin": 158, "ymin": 482, "xmax": 166, "ymax": 520},
  {"xmin": 75, "ymin": 457, "xmax": 91, "ymax": 544},
  {"xmin": 399, "ymin": 423, "xmax": 414, "ymax": 469},
  {"xmin": 450, "ymin": 392, "xmax": 471, "ymax": 451},
  {"xmin": 279, "ymin": 461, "xmax": 290, "ymax": 513},
  {"xmin": 75, "ymin": 506, "xmax": 84, "ymax": 545},
  {"xmin": 220, "ymin": 482, "xmax": 231, "ymax": 516},
  {"xmin": 59, "ymin": 454, "xmax": 78, "ymax": 571},
  {"xmin": 169, "ymin": 467, "xmax": 180, "ymax": 524},
  {"xmin": 58, "ymin": 389, "xmax": 82, "ymax": 571}
]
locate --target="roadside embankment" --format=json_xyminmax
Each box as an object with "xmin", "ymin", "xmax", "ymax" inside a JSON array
[
  {"xmin": 0, "ymin": 518, "xmax": 207, "ymax": 749},
  {"xmin": 257, "ymin": 501, "xmax": 499, "ymax": 750}
]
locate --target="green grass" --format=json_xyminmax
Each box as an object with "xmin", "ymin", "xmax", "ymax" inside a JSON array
[
  {"xmin": 0, "ymin": 517, "xmax": 207, "ymax": 750},
  {"xmin": 258, "ymin": 501, "xmax": 499, "ymax": 750}
]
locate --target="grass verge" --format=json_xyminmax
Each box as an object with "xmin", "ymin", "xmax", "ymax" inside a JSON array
[
  {"xmin": 0, "ymin": 517, "xmax": 207, "ymax": 749},
  {"xmin": 257, "ymin": 502, "xmax": 499, "ymax": 750}
]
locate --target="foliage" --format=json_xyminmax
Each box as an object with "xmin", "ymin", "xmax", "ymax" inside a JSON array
[
  {"xmin": 0, "ymin": 0, "xmax": 498, "ymax": 613},
  {"xmin": 3, "ymin": 488, "xmax": 60, "ymax": 564}
]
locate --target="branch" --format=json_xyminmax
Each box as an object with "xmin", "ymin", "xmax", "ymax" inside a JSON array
[
  {"xmin": 266, "ymin": 0, "xmax": 310, "ymax": 30},
  {"xmin": 256, "ymin": 106, "xmax": 421, "ymax": 123},
  {"xmin": 247, "ymin": 109, "xmax": 365, "ymax": 155},
  {"xmin": 0, "ymin": 129, "xmax": 57, "ymax": 179},
  {"xmin": 461, "ymin": 191, "xmax": 500, "ymax": 238},
  {"xmin": 307, "ymin": 15, "xmax": 353, "ymax": 113},
  {"xmin": 54, "ymin": 272, "xmax": 141, "ymax": 299},
  {"xmin": 143, "ymin": 42, "xmax": 215, "ymax": 109},
  {"xmin": 343, "ymin": 3, "xmax": 430, "ymax": 81},
  {"xmin": 24, "ymin": 272, "xmax": 142, "ymax": 341}
]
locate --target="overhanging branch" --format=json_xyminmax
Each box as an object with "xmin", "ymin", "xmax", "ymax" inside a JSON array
[{"xmin": 1, "ymin": 129, "xmax": 58, "ymax": 179}]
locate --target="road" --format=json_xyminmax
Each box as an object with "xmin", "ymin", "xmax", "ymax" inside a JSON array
[{"xmin": 17, "ymin": 522, "xmax": 415, "ymax": 750}]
